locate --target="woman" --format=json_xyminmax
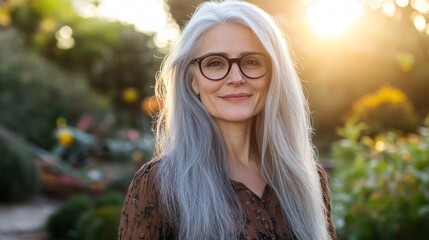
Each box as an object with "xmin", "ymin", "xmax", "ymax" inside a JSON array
[{"xmin": 119, "ymin": 1, "xmax": 336, "ymax": 239}]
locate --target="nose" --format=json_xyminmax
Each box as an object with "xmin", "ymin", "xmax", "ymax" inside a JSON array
[{"xmin": 227, "ymin": 63, "xmax": 244, "ymax": 85}]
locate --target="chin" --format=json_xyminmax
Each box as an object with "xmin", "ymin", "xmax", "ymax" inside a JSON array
[{"xmin": 213, "ymin": 112, "xmax": 258, "ymax": 123}]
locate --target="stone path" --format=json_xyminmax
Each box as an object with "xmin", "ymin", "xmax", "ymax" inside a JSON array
[{"xmin": 0, "ymin": 197, "xmax": 60, "ymax": 240}]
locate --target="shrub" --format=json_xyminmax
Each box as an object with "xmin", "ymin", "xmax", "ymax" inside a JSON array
[
  {"xmin": 46, "ymin": 192, "xmax": 123, "ymax": 240},
  {"xmin": 0, "ymin": 28, "xmax": 109, "ymax": 149},
  {"xmin": 331, "ymin": 118, "xmax": 429, "ymax": 239},
  {"xmin": 349, "ymin": 85, "xmax": 418, "ymax": 135},
  {"xmin": 46, "ymin": 195, "xmax": 92, "ymax": 240},
  {"xmin": 76, "ymin": 205, "xmax": 122, "ymax": 240},
  {"xmin": 94, "ymin": 191, "xmax": 124, "ymax": 208},
  {"xmin": 0, "ymin": 138, "xmax": 40, "ymax": 203},
  {"xmin": 76, "ymin": 192, "xmax": 123, "ymax": 240}
]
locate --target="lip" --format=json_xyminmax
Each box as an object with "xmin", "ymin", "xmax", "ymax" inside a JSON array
[{"xmin": 219, "ymin": 93, "xmax": 252, "ymax": 101}]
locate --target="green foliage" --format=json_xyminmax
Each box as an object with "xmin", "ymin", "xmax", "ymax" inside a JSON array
[
  {"xmin": 47, "ymin": 195, "xmax": 92, "ymax": 240},
  {"xmin": 0, "ymin": 138, "xmax": 40, "ymax": 203},
  {"xmin": 77, "ymin": 202, "xmax": 122, "ymax": 240},
  {"xmin": 54, "ymin": 21, "xmax": 162, "ymax": 127},
  {"xmin": 0, "ymin": 28, "xmax": 109, "ymax": 148},
  {"xmin": 10, "ymin": 0, "xmax": 75, "ymax": 33},
  {"xmin": 75, "ymin": 24, "xmax": 162, "ymax": 125},
  {"xmin": 49, "ymin": 18, "xmax": 123, "ymax": 71},
  {"xmin": 7, "ymin": 0, "xmax": 163, "ymax": 127},
  {"xmin": 332, "ymin": 119, "xmax": 429, "ymax": 239},
  {"xmin": 46, "ymin": 192, "xmax": 124, "ymax": 240},
  {"xmin": 349, "ymin": 86, "xmax": 418, "ymax": 135}
]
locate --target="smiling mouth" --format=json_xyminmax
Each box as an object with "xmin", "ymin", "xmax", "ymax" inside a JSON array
[{"xmin": 219, "ymin": 93, "xmax": 252, "ymax": 100}]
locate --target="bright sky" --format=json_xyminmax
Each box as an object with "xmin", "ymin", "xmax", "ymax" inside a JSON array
[
  {"xmin": 96, "ymin": 0, "xmax": 167, "ymax": 33},
  {"xmin": 74, "ymin": 0, "xmax": 367, "ymax": 44},
  {"xmin": 74, "ymin": 0, "xmax": 180, "ymax": 48}
]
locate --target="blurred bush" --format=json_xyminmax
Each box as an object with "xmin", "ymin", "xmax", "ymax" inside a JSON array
[
  {"xmin": 76, "ymin": 204, "xmax": 122, "ymax": 240},
  {"xmin": 0, "ymin": 137, "xmax": 40, "ymax": 203},
  {"xmin": 0, "ymin": 28, "xmax": 109, "ymax": 148},
  {"xmin": 4, "ymin": 0, "xmax": 163, "ymax": 128},
  {"xmin": 76, "ymin": 192, "xmax": 123, "ymax": 240},
  {"xmin": 332, "ymin": 118, "xmax": 429, "ymax": 239},
  {"xmin": 349, "ymin": 85, "xmax": 418, "ymax": 135},
  {"xmin": 47, "ymin": 194, "xmax": 92, "ymax": 240},
  {"xmin": 46, "ymin": 192, "xmax": 123, "ymax": 240}
]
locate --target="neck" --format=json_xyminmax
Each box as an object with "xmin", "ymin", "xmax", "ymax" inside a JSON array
[
  {"xmin": 215, "ymin": 118, "xmax": 266, "ymax": 197},
  {"xmin": 215, "ymin": 119, "xmax": 256, "ymax": 167}
]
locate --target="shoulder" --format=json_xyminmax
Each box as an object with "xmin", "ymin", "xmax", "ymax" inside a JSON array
[
  {"xmin": 134, "ymin": 158, "xmax": 161, "ymax": 181},
  {"xmin": 118, "ymin": 158, "xmax": 164, "ymax": 239},
  {"xmin": 125, "ymin": 159, "xmax": 159, "ymax": 203}
]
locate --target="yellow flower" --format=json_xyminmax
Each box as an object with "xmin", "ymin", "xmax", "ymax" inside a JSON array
[
  {"xmin": 0, "ymin": 8, "xmax": 11, "ymax": 27},
  {"xmin": 122, "ymin": 87, "xmax": 139, "ymax": 103},
  {"xmin": 353, "ymin": 86, "xmax": 408, "ymax": 114},
  {"xmin": 57, "ymin": 128, "xmax": 74, "ymax": 146}
]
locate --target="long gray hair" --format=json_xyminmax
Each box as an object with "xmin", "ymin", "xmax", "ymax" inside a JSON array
[{"xmin": 154, "ymin": 1, "xmax": 329, "ymax": 239}]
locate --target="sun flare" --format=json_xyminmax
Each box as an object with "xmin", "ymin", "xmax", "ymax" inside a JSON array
[{"xmin": 307, "ymin": 0, "xmax": 363, "ymax": 37}]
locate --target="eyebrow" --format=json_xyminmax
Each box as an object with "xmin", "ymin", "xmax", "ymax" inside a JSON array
[{"xmin": 198, "ymin": 51, "xmax": 265, "ymax": 58}]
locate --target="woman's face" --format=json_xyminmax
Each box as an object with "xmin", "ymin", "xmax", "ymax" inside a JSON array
[{"xmin": 192, "ymin": 23, "xmax": 270, "ymax": 125}]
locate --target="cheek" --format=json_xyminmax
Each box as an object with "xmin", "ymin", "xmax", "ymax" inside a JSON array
[
  {"xmin": 256, "ymin": 79, "xmax": 270, "ymax": 97},
  {"xmin": 196, "ymin": 79, "xmax": 222, "ymax": 96},
  {"xmin": 199, "ymin": 86, "xmax": 218, "ymax": 104}
]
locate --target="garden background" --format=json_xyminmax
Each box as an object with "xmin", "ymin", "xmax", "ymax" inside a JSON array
[{"xmin": 0, "ymin": 0, "xmax": 428, "ymax": 239}]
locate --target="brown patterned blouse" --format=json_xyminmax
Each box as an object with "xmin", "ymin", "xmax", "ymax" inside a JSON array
[{"xmin": 118, "ymin": 160, "xmax": 337, "ymax": 240}]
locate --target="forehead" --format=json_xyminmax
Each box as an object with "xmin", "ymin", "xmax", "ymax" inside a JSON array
[{"xmin": 196, "ymin": 22, "xmax": 266, "ymax": 57}]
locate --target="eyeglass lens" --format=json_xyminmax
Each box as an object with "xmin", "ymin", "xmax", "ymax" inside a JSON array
[{"xmin": 199, "ymin": 54, "xmax": 268, "ymax": 80}]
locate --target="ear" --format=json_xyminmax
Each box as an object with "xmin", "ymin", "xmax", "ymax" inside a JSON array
[{"xmin": 191, "ymin": 78, "xmax": 200, "ymax": 95}]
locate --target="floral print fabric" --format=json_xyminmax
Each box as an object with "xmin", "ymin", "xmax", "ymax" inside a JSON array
[{"xmin": 118, "ymin": 160, "xmax": 336, "ymax": 240}]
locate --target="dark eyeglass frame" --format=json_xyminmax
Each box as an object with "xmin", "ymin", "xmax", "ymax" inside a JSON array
[{"xmin": 191, "ymin": 52, "xmax": 270, "ymax": 81}]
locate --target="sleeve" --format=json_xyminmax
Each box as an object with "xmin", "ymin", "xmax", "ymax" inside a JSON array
[
  {"xmin": 118, "ymin": 160, "xmax": 174, "ymax": 240},
  {"xmin": 317, "ymin": 164, "xmax": 337, "ymax": 240}
]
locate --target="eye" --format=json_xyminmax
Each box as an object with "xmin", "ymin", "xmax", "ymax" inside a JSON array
[
  {"xmin": 203, "ymin": 56, "xmax": 228, "ymax": 69},
  {"xmin": 241, "ymin": 54, "xmax": 265, "ymax": 68},
  {"xmin": 243, "ymin": 59, "xmax": 260, "ymax": 66},
  {"xmin": 207, "ymin": 60, "xmax": 225, "ymax": 67}
]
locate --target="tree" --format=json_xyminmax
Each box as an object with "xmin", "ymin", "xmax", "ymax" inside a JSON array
[{"xmin": 3, "ymin": 0, "xmax": 163, "ymax": 127}]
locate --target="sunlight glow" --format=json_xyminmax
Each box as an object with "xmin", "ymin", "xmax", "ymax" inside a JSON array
[
  {"xmin": 395, "ymin": 0, "xmax": 410, "ymax": 8},
  {"xmin": 413, "ymin": 13, "xmax": 427, "ymax": 31},
  {"xmin": 97, "ymin": 0, "xmax": 167, "ymax": 32},
  {"xmin": 155, "ymin": 24, "xmax": 181, "ymax": 49},
  {"xmin": 368, "ymin": 0, "xmax": 384, "ymax": 9},
  {"xmin": 55, "ymin": 25, "xmax": 75, "ymax": 49},
  {"xmin": 73, "ymin": 0, "xmax": 180, "ymax": 49},
  {"xmin": 375, "ymin": 141, "xmax": 387, "ymax": 152},
  {"xmin": 382, "ymin": 1, "xmax": 397, "ymax": 17},
  {"xmin": 412, "ymin": 0, "xmax": 429, "ymax": 13},
  {"xmin": 307, "ymin": 0, "xmax": 363, "ymax": 38}
]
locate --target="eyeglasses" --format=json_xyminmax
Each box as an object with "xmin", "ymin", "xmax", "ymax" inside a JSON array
[{"xmin": 192, "ymin": 53, "xmax": 269, "ymax": 81}]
